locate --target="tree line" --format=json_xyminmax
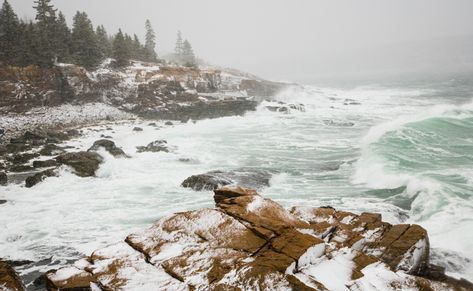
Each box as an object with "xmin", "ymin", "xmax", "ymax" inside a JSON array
[{"xmin": 0, "ymin": 0, "xmax": 197, "ymax": 69}]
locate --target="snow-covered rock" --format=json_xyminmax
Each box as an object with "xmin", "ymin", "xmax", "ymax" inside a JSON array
[{"xmin": 44, "ymin": 186, "xmax": 472, "ymax": 290}]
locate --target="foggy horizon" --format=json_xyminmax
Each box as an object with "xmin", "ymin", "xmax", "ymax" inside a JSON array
[{"xmin": 8, "ymin": 0, "xmax": 473, "ymax": 83}]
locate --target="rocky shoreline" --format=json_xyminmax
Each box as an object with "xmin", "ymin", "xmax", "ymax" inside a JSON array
[
  {"xmin": 0, "ymin": 60, "xmax": 291, "ymax": 144},
  {"xmin": 1, "ymin": 186, "xmax": 469, "ymax": 290}
]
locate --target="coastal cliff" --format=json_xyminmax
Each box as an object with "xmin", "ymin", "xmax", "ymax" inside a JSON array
[{"xmin": 0, "ymin": 60, "xmax": 287, "ymax": 120}]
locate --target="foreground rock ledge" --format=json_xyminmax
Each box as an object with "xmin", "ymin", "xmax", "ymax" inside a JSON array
[{"xmin": 44, "ymin": 187, "xmax": 471, "ymax": 290}]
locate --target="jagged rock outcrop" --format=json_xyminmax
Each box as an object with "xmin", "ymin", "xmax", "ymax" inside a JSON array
[
  {"xmin": 55, "ymin": 152, "xmax": 103, "ymax": 177},
  {"xmin": 45, "ymin": 186, "xmax": 471, "ymax": 290},
  {"xmin": 0, "ymin": 260, "xmax": 25, "ymax": 291},
  {"xmin": 88, "ymin": 139, "xmax": 129, "ymax": 158},
  {"xmin": 181, "ymin": 168, "xmax": 272, "ymax": 191},
  {"xmin": 0, "ymin": 61, "xmax": 288, "ymax": 121}
]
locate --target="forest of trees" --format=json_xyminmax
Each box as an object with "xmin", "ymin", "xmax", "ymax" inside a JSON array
[{"xmin": 0, "ymin": 0, "xmax": 196, "ymax": 69}]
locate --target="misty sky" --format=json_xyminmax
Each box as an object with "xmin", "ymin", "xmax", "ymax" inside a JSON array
[{"xmin": 9, "ymin": 0, "xmax": 473, "ymax": 82}]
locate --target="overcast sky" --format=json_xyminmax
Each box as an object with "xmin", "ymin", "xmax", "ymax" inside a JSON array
[{"xmin": 9, "ymin": 0, "xmax": 473, "ymax": 82}]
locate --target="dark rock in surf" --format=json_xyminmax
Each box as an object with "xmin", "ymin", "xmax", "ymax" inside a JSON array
[
  {"xmin": 136, "ymin": 140, "xmax": 170, "ymax": 153},
  {"xmin": 0, "ymin": 199, "xmax": 6, "ymax": 204},
  {"xmin": 0, "ymin": 172, "xmax": 7, "ymax": 185},
  {"xmin": 133, "ymin": 127, "xmax": 143, "ymax": 132},
  {"xmin": 33, "ymin": 159, "xmax": 58, "ymax": 168},
  {"xmin": 266, "ymin": 102, "xmax": 305, "ymax": 113},
  {"xmin": 9, "ymin": 165, "xmax": 34, "ymax": 172},
  {"xmin": 7, "ymin": 153, "xmax": 40, "ymax": 164},
  {"xmin": 165, "ymin": 121, "xmax": 173, "ymax": 126},
  {"xmin": 182, "ymin": 168, "xmax": 272, "ymax": 191},
  {"xmin": 88, "ymin": 139, "xmax": 129, "ymax": 158},
  {"xmin": 39, "ymin": 144, "xmax": 65, "ymax": 156},
  {"xmin": 25, "ymin": 169, "xmax": 57, "ymax": 188},
  {"xmin": 182, "ymin": 173, "xmax": 233, "ymax": 191},
  {"xmin": 56, "ymin": 152, "xmax": 103, "ymax": 177}
]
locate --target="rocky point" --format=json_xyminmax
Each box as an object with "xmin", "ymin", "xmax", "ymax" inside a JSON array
[{"xmin": 41, "ymin": 186, "xmax": 472, "ymax": 291}]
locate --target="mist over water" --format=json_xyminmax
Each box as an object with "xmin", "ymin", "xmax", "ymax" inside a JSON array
[{"xmin": 2, "ymin": 77, "xmax": 473, "ymax": 285}]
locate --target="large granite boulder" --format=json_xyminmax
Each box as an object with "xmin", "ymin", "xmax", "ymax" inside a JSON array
[
  {"xmin": 181, "ymin": 168, "xmax": 272, "ymax": 191},
  {"xmin": 45, "ymin": 186, "xmax": 471, "ymax": 290},
  {"xmin": 56, "ymin": 152, "xmax": 103, "ymax": 177},
  {"xmin": 87, "ymin": 139, "xmax": 129, "ymax": 158}
]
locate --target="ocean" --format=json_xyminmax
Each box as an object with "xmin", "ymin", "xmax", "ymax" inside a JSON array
[{"xmin": 1, "ymin": 78, "xmax": 473, "ymax": 286}]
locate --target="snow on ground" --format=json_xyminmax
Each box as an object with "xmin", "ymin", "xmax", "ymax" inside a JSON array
[{"xmin": 0, "ymin": 103, "xmax": 135, "ymax": 143}]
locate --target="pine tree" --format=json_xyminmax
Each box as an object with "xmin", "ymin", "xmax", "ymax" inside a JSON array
[
  {"xmin": 96, "ymin": 25, "xmax": 112, "ymax": 58},
  {"xmin": 174, "ymin": 30, "xmax": 183, "ymax": 60},
  {"xmin": 182, "ymin": 39, "xmax": 196, "ymax": 67},
  {"xmin": 112, "ymin": 29, "xmax": 130, "ymax": 67},
  {"xmin": 16, "ymin": 21, "xmax": 38, "ymax": 66},
  {"xmin": 0, "ymin": 0, "xmax": 20, "ymax": 65},
  {"xmin": 70, "ymin": 11, "xmax": 102, "ymax": 69},
  {"xmin": 124, "ymin": 33, "xmax": 133, "ymax": 57},
  {"xmin": 33, "ymin": 0, "xmax": 57, "ymax": 66},
  {"xmin": 132, "ymin": 34, "xmax": 144, "ymax": 60},
  {"xmin": 55, "ymin": 12, "xmax": 71, "ymax": 63},
  {"xmin": 144, "ymin": 19, "xmax": 157, "ymax": 62}
]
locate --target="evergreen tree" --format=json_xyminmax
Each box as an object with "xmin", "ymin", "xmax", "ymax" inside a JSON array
[
  {"xmin": 144, "ymin": 19, "xmax": 157, "ymax": 62},
  {"xmin": 16, "ymin": 21, "xmax": 38, "ymax": 66},
  {"xmin": 182, "ymin": 39, "xmax": 196, "ymax": 67},
  {"xmin": 132, "ymin": 34, "xmax": 144, "ymax": 60},
  {"xmin": 112, "ymin": 29, "xmax": 130, "ymax": 67},
  {"xmin": 0, "ymin": 0, "xmax": 20, "ymax": 65},
  {"xmin": 174, "ymin": 30, "xmax": 183, "ymax": 59},
  {"xmin": 70, "ymin": 11, "xmax": 102, "ymax": 69},
  {"xmin": 96, "ymin": 25, "xmax": 112, "ymax": 58},
  {"xmin": 55, "ymin": 11, "xmax": 71, "ymax": 63},
  {"xmin": 33, "ymin": 0, "xmax": 57, "ymax": 66}
]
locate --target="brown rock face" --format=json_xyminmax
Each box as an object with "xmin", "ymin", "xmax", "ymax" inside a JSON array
[
  {"xmin": 45, "ymin": 187, "xmax": 469, "ymax": 290},
  {"xmin": 0, "ymin": 261, "xmax": 25, "ymax": 291}
]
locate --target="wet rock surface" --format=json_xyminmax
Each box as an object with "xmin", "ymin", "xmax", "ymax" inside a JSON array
[
  {"xmin": 87, "ymin": 139, "xmax": 129, "ymax": 158},
  {"xmin": 181, "ymin": 168, "xmax": 272, "ymax": 191},
  {"xmin": 55, "ymin": 152, "xmax": 103, "ymax": 177},
  {"xmin": 25, "ymin": 169, "xmax": 57, "ymax": 188},
  {"xmin": 45, "ymin": 186, "xmax": 470, "ymax": 290},
  {"xmin": 136, "ymin": 140, "xmax": 170, "ymax": 153},
  {"xmin": 0, "ymin": 171, "xmax": 7, "ymax": 186},
  {"xmin": 265, "ymin": 101, "xmax": 305, "ymax": 113},
  {"xmin": 32, "ymin": 159, "xmax": 58, "ymax": 168}
]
